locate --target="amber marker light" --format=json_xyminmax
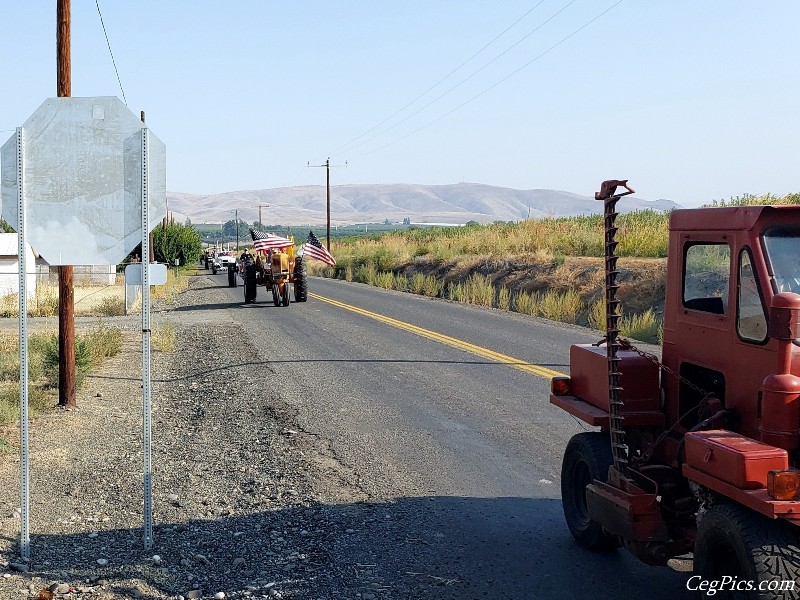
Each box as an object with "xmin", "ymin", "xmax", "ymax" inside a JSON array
[
  {"xmin": 551, "ymin": 377, "xmax": 571, "ymax": 396},
  {"xmin": 767, "ymin": 469, "xmax": 800, "ymax": 500}
]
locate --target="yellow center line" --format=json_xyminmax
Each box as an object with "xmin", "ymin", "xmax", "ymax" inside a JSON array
[{"xmin": 309, "ymin": 292, "xmax": 566, "ymax": 380}]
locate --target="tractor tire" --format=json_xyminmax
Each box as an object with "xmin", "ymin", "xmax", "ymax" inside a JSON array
[
  {"xmin": 227, "ymin": 265, "xmax": 237, "ymax": 287},
  {"xmin": 694, "ymin": 503, "xmax": 800, "ymax": 599},
  {"xmin": 211, "ymin": 264, "xmax": 217, "ymax": 275},
  {"xmin": 293, "ymin": 256, "xmax": 308, "ymax": 302},
  {"xmin": 281, "ymin": 283, "xmax": 290, "ymax": 306},
  {"xmin": 244, "ymin": 264, "xmax": 257, "ymax": 303},
  {"xmin": 560, "ymin": 432, "xmax": 619, "ymax": 551},
  {"xmin": 272, "ymin": 283, "xmax": 280, "ymax": 307}
]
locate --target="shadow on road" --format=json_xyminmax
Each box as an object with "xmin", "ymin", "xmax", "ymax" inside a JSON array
[
  {"xmin": 4, "ymin": 497, "xmax": 690, "ymax": 600},
  {"xmin": 84, "ymin": 357, "xmax": 569, "ymax": 384}
]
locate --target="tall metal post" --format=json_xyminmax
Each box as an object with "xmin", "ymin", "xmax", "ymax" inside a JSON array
[
  {"xmin": 140, "ymin": 127, "xmax": 153, "ymax": 550},
  {"xmin": 235, "ymin": 209, "xmax": 239, "ymax": 251},
  {"xmin": 16, "ymin": 128, "xmax": 30, "ymax": 560},
  {"xmin": 57, "ymin": 0, "xmax": 76, "ymax": 408}
]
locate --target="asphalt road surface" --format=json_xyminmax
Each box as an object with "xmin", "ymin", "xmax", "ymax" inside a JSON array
[{"xmin": 196, "ymin": 272, "xmax": 691, "ymax": 599}]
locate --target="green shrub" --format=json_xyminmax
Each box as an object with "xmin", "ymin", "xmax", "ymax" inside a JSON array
[
  {"xmin": 422, "ymin": 276, "xmax": 443, "ymax": 297},
  {"xmin": 375, "ymin": 271, "xmax": 395, "ymax": 289},
  {"xmin": 513, "ymin": 291, "xmax": 536, "ymax": 316},
  {"xmin": 96, "ymin": 295, "xmax": 125, "ymax": 317},
  {"xmin": 620, "ymin": 309, "xmax": 662, "ymax": 344},
  {"xmin": 533, "ymin": 289, "xmax": 583, "ymax": 323},
  {"xmin": 498, "ymin": 287, "xmax": 510, "ymax": 310},
  {"xmin": 354, "ymin": 262, "xmax": 378, "ymax": 286},
  {"xmin": 588, "ymin": 299, "xmax": 606, "ymax": 331}
]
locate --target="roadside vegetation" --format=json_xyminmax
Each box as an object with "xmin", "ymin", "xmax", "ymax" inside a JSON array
[
  {"xmin": 311, "ymin": 193, "xmax": 800, "ymax": 343},
  {"xmin": 0, "ymin": 326, "xmax": 123, "ymax": 430}
]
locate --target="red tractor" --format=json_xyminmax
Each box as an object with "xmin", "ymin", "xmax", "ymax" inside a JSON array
[{"xmin": 551, "ymin": 181, "xmax": 799, "ymax": 598}]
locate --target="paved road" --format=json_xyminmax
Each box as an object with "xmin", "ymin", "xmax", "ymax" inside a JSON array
[{"xmin": 180, "ymin": 272, "xmax": 690, "ymax": 599}]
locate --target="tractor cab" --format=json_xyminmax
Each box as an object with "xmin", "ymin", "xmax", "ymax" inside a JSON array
[
  {"xmin": 550, "ymin": 184, "xmax": 800, "ymax": 595},
  {"xmin": 661, "ymin": 206, "xmax": 800, "ymax": 451}
]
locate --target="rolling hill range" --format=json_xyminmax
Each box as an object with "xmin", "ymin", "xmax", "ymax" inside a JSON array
[{"xmin": 168, "ymin": 182, "xmax": 680, "ymax": 226}]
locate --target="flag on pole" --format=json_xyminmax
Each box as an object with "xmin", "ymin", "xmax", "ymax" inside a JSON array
[
  {"xmin": 302, "ymin": 231, "xmax": 336, "ymax": 266},
  {"xmin": 250, "ymin": 229, "xmax": 293, "ymax": 252}
]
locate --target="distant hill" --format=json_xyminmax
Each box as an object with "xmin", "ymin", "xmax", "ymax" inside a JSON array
[{"xmin": 167, "ymin": 182, "xmax": 680, "ymax": 226}]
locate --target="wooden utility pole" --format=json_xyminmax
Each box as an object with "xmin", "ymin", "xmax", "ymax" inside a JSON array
[
  {"xmin": 57, "ymin": 0, "xmax": 76, "ymax": 408},
  {"xmin": 325, "ymin": 159, "xmax": 330, "ymax": 249},
  {"xmin": 307, "ymin": 158, "xmax": 346, "ymax": 250},
  {"xmin": 258, "ymin": 204, "xmax": 268, "ymax": 231}
]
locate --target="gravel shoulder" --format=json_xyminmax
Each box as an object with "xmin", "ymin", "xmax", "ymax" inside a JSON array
[
  {"xmin": 0, "ymin": 266, "xmax": 685, "ymax": 600},
  {"xmin": 0, "ymin": 268, "xmax": 377, "ymax": 600}
]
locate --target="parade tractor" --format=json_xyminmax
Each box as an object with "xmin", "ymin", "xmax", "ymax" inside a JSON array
[
  {"xmin": 550, "ymin": 181, "xmax": 800, "ymax": 599},
  {"xmin": 249, "ymin": 244, "xmax": 308, "ymax": 307}
]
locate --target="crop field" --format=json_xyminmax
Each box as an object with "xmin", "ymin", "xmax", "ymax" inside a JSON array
[{"xmin": 310, "ymin": 193, "xmax": 800, "ymax": 343}]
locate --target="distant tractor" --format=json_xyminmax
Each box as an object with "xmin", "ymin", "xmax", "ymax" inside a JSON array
[
  {"xmin": 246, "ymin": 243, "xmax": 308, "ymax": 307},
  {"xmin": 551, "ymin": 180, "xmax": 800, "ymax": 598}
]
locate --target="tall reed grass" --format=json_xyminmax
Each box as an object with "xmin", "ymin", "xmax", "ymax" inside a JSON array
[{"xmin": 327, "ymin": 209, "xmax": 672, "ymax": 274}]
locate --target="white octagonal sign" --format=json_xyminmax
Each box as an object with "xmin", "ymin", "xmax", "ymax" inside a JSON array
[{"xmin": 1, "ymin": 97, "xmax": 166, "ymax": 265}]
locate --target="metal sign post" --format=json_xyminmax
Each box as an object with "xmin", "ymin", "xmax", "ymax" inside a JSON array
[
  {"xmin": 140, "ymin": 127, "xmax": 153, "ymax": 550},
  {"xmin": 14, "ymin": 128, "xmax": 31, "ymax": 559}
]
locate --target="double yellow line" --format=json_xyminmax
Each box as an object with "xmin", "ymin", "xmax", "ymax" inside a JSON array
[{"xmin": 309, "ymin": 292, "xmax": 566, "ymax": 380}]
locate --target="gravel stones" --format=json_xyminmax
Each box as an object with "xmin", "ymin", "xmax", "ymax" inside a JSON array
[{"xmin": 0, "ymin": 269, "xmax": 475, "ymax": 599}]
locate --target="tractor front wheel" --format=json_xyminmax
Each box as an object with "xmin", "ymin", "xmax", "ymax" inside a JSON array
[
  {"xmin": 281, "ymin": 282, "xmax": 290, "ymax": 306},
  {"xmin": 271, "ymin": 283, "xmax": 280, "ymax": 307},
  {"xmin": 694, "ymin": 503, "xmax": 800, "ymax": 599},
  {"xmin": 561, "ymin": 432, "xmax": 619, "ymax": 551}
]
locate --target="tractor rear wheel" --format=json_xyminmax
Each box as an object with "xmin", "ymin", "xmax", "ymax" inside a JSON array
[
  {"xmin": 561, "ymin": 432, "xmax": 619, "ymax": 551},
  {"xmin": 271, "ymin": 283, "xmax": 280, "ymax": 307},
  {"xmin": 694, "ymin": 503, "xmax": 800, "ymax": 599},
  {"xmin": 294, "ymin": 256, "xmax": 308, "ymax": 302}
]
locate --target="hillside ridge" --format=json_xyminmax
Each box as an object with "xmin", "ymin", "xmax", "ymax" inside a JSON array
[{"xmin": 168, "ymin": 182, "xmax": 679, "ymax": 226}]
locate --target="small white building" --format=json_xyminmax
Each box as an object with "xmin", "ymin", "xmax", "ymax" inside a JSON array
[{"xmin": 0, "ymin": 233, "xmax": 37, "ymax": 298}]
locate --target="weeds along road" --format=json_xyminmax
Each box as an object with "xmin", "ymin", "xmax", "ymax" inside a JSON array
[{"xmin": 178, "ymin": 270, "xmax": 689, "ymax": 599}]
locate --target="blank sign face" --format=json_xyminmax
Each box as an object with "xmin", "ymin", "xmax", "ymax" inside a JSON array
[
  {"xmin": 124, "ymin": 262, "xmax": 168, "ymax": 286},
  {"xmin": 1, "ymin": 97, "xmax": 166, "ymax": 265}
]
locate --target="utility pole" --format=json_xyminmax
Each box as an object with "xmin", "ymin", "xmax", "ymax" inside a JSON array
[
  {"xmin": 235, "ymin": 209, "xmax": 239, "ymax": 251},
  {"xmin": 308, "ymin": 158, "xmax": 346, "ymax": 250},
  {"xmin": 57, "ymin": 0, "xmax": 76, "ymax": 409},
  {"xmin": 258, "ymin": 204, "xmax": 269, "ymax": 231}
]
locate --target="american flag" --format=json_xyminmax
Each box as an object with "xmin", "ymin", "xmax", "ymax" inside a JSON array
[
  {"xmin": 250, "ymin": 229, "xmax": 294, "ymax": 252},
  {"xmin": 301, "ymin": 231, "xmax": 336, "ymax": 266}
]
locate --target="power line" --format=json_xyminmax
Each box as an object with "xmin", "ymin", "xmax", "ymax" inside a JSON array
[
  {"xmin": 335, "ymin": 0, "xmax": 578, "ymax": 157},
  {"xmin": 354, "ymin": 0, "xmax": 625, "ymax": 160},
  {"xmin": 95, "ymin": 0, "xmax": 127, "ymax": 105},
  {"xmin": 326, "ymin": 1, "xmax": 549, "ymax": 159}
]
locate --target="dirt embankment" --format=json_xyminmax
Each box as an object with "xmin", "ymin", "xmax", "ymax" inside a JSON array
[{"xmin": 395, "ymin": 255, "xmax": 669, "ymax": 316}]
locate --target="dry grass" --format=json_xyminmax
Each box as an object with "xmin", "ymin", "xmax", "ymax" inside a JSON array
[
  {"xmin": 152, "ymin": 321, "xmax": 177, "ymax": 352},
  {"xmin": 0, "ymin": 326, "xmax": 123, "ymax": 428}
]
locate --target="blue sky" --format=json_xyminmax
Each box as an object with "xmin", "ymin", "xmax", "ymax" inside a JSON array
[{"xmin": 2, "ymin": 1, "xmax": 799, "ymax": 207}]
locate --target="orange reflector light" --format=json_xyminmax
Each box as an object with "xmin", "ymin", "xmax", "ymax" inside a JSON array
[
  {"xmin": 767, "ymin": 469, "xmax": 800, "ymax": 500},
  {"xmin": 551, "ymin": 377, "xmax": 571, "ymax": 396}
]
